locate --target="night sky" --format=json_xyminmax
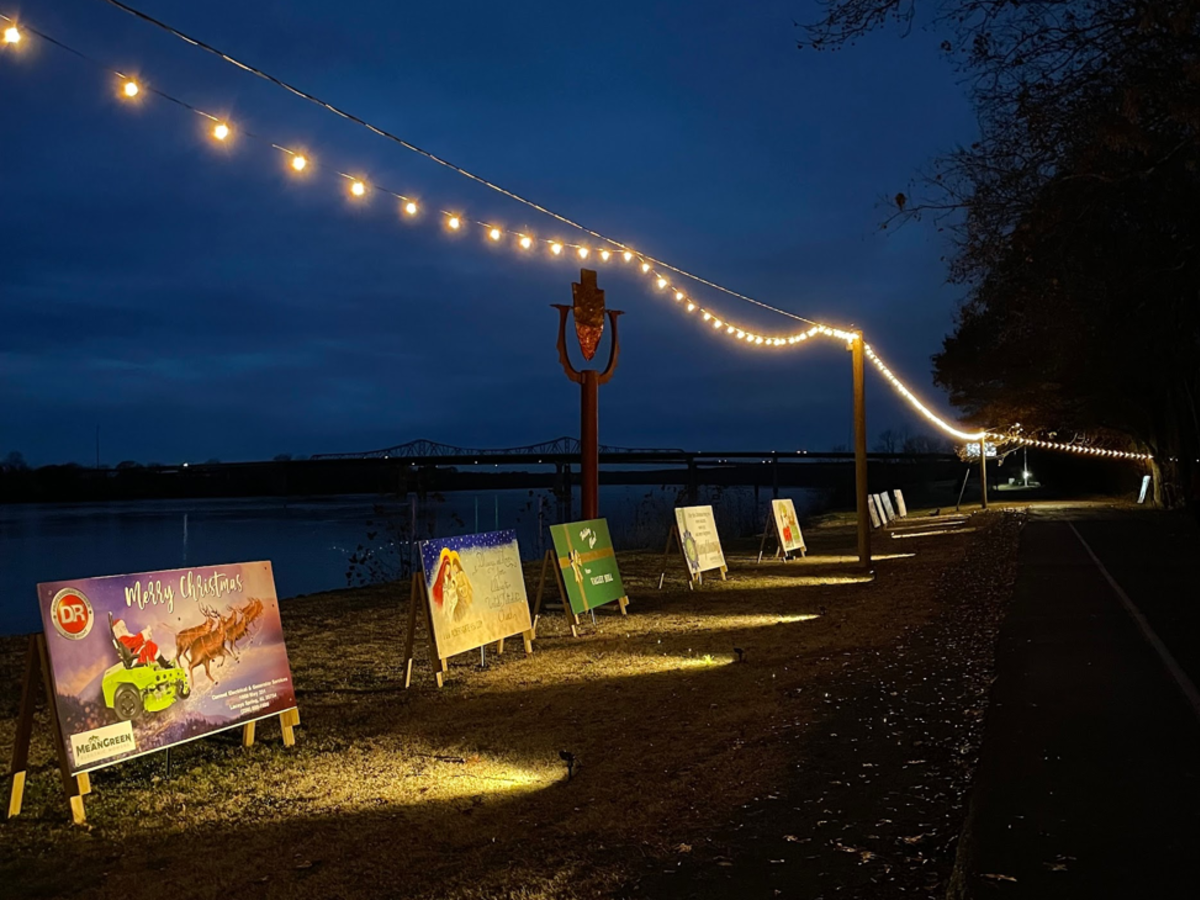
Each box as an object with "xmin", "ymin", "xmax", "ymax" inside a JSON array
[{"xmin": 1, "ymin": 0, "xmax": 976, "ymax": 465}]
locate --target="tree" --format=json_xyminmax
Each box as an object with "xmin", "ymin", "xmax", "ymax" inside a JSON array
[
  {"xmin": 2, "ymin": 451, "xmax": 29, "ymax": 472},
  {"xmin": 874, "ymin": 427, "xmax": 909, "ymax": 452},
  {"xmin": 802, "ymin": 0, "xmax": 1200, "ymax": 505}
]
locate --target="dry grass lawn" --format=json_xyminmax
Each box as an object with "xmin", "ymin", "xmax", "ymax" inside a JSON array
[{"xmin": 0, "ymin": 511, "xmax": 1009, "ymax": 899}]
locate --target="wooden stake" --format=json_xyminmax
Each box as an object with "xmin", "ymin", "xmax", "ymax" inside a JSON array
[
  {"xmin": 403, "ymin": 574, "xmax": 420, "ymax": 689},
  {"xmin": 852, "ymin": 332, "xmax": 871, "ymax": 569},
  {"xmin": 7, "ymin": 635, "xmax": 39, "ymax": 820},
  {"xmin": 242, "ymin": 720, "xmax": 256, "ymax": 747}
]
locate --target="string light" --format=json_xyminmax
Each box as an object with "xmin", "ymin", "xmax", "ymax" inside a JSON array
[{"xmin": 3, "ymin": 10, "xmax": 1152, "ymax": 464}]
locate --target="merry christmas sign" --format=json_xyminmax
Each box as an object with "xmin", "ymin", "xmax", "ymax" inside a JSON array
[{"xmin": 37, "ymin": 562, "xmax": 296, "ymax": 775}]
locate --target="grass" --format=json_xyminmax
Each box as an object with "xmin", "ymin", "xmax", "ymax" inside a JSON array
[{"xmin": 0, "ymin": 513, "xmax": 1003, "ymax": 899}]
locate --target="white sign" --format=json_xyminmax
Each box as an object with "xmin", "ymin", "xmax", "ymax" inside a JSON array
[
  {"xmin": 867, "ymin": 495, "xmax": 881, "ymax": 529},
  {"xmin": 70, "ymin": 721, "xmax": 136, "ymax": 768},
  {"xmin": 1138, "ymin": 475, "xmax": 1152, "ymax": 504},
  {"xmin": 881, "ymin": 493, "xmax": 896, "ymax": 521},
  {"xmin": 675, "ymin": 505, "xmax": 726, "ymax": 575},
  {"xmin": 893, "ymin": 489, "xmax": 908, "ymax": 518},
  {"xmin": 770, "ymin": 499, "xmax": 806, "ymax": 554}
]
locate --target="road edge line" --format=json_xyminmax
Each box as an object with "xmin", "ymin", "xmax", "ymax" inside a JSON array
[{"xmin": 1068, "ymin": 522, "xmax": 1200, "ymax": 721}]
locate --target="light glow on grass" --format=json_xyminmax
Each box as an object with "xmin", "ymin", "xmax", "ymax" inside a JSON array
[{"xmin": 890, "ymin": 527, "xmax": 978, "ymax": 539}]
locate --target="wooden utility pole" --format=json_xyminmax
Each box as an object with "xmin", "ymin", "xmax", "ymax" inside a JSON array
[
  {"xmin": 852, "ymin": 334, "xmax": 870, "ymax": 567},
  {"xmin": 978, "ymin": 438, "xmax": 989, "ymax": 509}
]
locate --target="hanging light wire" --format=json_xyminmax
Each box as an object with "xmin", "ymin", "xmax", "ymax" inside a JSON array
[
  {"xmin": 0, "ymin": 9, "xmax": 1152, "ymax": 461},
  {"xmin": 95, "ymin": 0, "xmax": 823, "ymax": 327}
]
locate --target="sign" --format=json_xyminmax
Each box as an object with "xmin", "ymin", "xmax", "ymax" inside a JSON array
[
  {"xmin": 418, "ymin": 529, "xmax": 533, "ymax": 660},
  {"xmin": 549, "ymin": 518, "xmax": 627, "ymax": 614},
  {"xmin": 1138, "ymin": 475, "xmax": 1152, "ymax": 504},
  {"xmin": 867, "ymin": 495, "xmax": 881, "ymax": 529},
  {"xmin": 37, "ymin": 562, "xmax": 297, "ymax": 776},
  {"xmin": 770, "ymin": 499, "xmax": 806, "ymax": 554},
  {"xmin": 893, "ymin": 489, "xmax": 908, "ymax": 518},
  {"xmin": 881, "ymin": 492, "xmax": 897, "ymax": 521},
  {"xmin": 674, "ymin": 505, "xmax": 727, "ymax": 576}
]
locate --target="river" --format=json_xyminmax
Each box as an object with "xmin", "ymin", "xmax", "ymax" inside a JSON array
[{"xmin": 0, "ymin": 484, "xmax": 827, "ymax": 636}]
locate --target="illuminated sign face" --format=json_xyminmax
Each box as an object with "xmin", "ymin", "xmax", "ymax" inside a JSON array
[{"xmin": 963, "ymin": 441, "xmax": 999, "ymax": 459}]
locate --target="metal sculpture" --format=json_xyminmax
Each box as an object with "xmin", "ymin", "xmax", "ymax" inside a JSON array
[{"xmin": 553, "ymin": 269, "xmax": 622, "ymax": 520}]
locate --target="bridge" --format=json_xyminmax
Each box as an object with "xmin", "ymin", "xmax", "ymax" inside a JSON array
[{"xmin": 309, "ymin": 436, "xmax": 955, "ymax": 466}]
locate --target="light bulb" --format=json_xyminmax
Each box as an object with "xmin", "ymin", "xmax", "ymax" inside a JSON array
[
  {"xmin": 123, "ymin": 80, "xmax": 140, "ymax": 98},
  {"xmin": 578, "ymin": 247, "xmax": 589, "ymax": 259},
  {"xmin": 291, "ymin": 155, "xmax": 307, "ymax": 171},
  {"xmin": 4, "ymin": 26, "xmax": 22, "ymax": 44},
  {"xmin": 448, "ymin": 216, "xmax": 461, "ymax": 230},
  {"xmin": 519, "ymin": 235, "xmax": 532, "ymax": 249},
  {"xmin": 676, "ymin": 292, "xmax": 685, "ymax": 301},
  {"xmin": 623, "ymin": 251, "xmax": 633, "ymax": 262},
  {"xmin": 600, "ymin": 250, "xmax": 611, "ymax": 261},
  {"xmin": 489, "ymin": 228, "xmax": 501, "ymax": 241},
  {"xmin": 642, "ymin": 262, "xmax": 651, "ymax": 273},
  {"xmin": 404, "ymin": 201, "xmax": 418, "ymax": 215},
  {"xmin": 213, "ymin": 123, "xmax": 230, "ymax": 141},
  {"xmin": 656, "ymin": 278, "xmax": 667, "ymax": 289},
  {"xmin": 351, "ymin": 181, "xmax": 366, "ymax": 197},
  {"xmin": 686, "ymin": 303, "xmax": 696, "ymax": 312},
  {"xmin": 551, "ymin": 243, "xmax": 563, "ymax": 255}
]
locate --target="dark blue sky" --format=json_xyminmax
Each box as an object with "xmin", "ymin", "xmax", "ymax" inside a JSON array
[{"xmin": 1, "ymin": 0, "xmax": 976, "ymax": 465}]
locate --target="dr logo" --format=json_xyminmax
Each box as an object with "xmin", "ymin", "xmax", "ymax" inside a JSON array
[{"xmin": 50, "ymin": 588, "xmax": 93, "ymax": 640}]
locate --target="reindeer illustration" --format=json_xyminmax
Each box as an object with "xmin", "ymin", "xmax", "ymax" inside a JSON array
[
  {"xmin": 187, "ymin": 610, "xmax": 235, "ymax": 686},
  {"xmin": 222, "ymin": 608, "xmax": 253, "ymax": 661},
  {"xmin": 173, "ymin": 604, "xmax": 221, "ymax": 666}
]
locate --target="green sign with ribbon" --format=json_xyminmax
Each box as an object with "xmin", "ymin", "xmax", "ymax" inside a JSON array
[{"xmin": 549, "ymin": 518, "xmax": 626, "ymax": 615}]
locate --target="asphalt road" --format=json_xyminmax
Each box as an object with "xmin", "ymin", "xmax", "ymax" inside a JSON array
[{"xmin": 953, "ymin": 505, "xmax": 1200, "ymax": 898}]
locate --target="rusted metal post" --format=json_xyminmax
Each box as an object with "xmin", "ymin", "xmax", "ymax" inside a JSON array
[
  {"xmin": 580, "ymin": 370, "xmax": 600, "ymax": 520},
  {"xmin": 852, "ymin": 334, "xmax": 871, "ymax": 567},
  {"xmin": 979, "ymin": 439, "xmax": 989, "ymax": 509},
  {"xmin": 553, "ymin": 270, "xmax": 621, "ymax": 523}
]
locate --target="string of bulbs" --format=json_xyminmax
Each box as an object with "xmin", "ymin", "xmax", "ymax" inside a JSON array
[{"xmin": 0, "ymin": 14, "xmax": 1153, "ymax": 464}]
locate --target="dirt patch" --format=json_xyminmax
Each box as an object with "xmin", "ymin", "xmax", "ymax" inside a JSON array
[{"xmin": 0, "ymin": 511, "xmax": 1020, "ymax": 900}]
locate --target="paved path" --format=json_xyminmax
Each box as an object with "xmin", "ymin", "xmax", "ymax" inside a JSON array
[{"xmin": 953, "ymin": 507, "xmax": 1200, "ymax": 898}]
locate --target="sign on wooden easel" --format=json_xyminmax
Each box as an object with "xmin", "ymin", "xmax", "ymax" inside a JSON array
[
  {"xmin": 9, "ymin": 562, "xmax": 299, "ymax": 825},
  {"xmin": 868, "ymin": 495, "xmax": 882, "ymax": 529},
  {"xmin": 757, "ymin": 498, "xmax": 807, "ymax": 563},
  {"xmin": 403, "ymin": 529, "xmax": 535, "ymax": 688},
  {"xmin": 533, "ymin": 519, "xmax": 629, "ymax": 634},
  {"xmin": 659, "ymin": 505, "xmax": 727, "ymax": 588},
  {"xmin": 893, "ymin": 489, "xmax": 908, "ymax": 518},
  {"xmin": 881, "ymin": 492, "xmax": 897, "ymax": 522}
]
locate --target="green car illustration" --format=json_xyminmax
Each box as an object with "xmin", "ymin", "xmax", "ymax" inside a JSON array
[{"xmin": 101, "ymin": 613, "xmax": 190, "ymax": 722}]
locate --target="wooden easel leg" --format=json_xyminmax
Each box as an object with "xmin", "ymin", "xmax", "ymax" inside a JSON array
[
  {"xmin": 658, "ymin": 527, "xmax": 675, "ymax": 590},
  {"xmin": 403, "ymin": 575, "xmax": 420, "ymax": 689},
  {"xmin": 242, "ymin": 720, "xmax": 256, "ymax": 747},
  {"xmin": 7, "ymin": 635, "xmax": 39, "ymax": 819},
  {"xmin": 522, "ymin": 629, "xmax": 534, "ymax": 656},
  {"xmin": 756, "ymin": 514, "xmax": 771, "ymax": 564},
  {"xmin": 279, "ymin": 709, "xmax": 299, "ymax": 748},
  {"xmin": 617, "ymin": 596, "xmax": 629, "ymax": 616},
  {"xmin": 35, "ymin": 634, "xmax": 86, "ymax": 824},
  {"xmin": 719, "ymin": 566, "xmax": 728, "ymax": 582},
  {"xmin": 494, "ymin": 638, "xmax": 506, "ymax": 656}
]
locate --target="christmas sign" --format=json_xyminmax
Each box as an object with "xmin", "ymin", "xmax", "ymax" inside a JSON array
[
  {"xmin": 674, "ymin": 505, "xmax": 727, "ymax": 577},
  {"xmin": 417, "ymin": 529, "xmax": 533, "ymax": 661},
  {"xmin": 35, "ymin": 562, "xmax": 297, "ymax": 776},
  {"xmin": 549, "ymin": 519, "xmax": 627, "ymax": 615},
  {"xmin": 770, "ymin": 499, "xmax": 807, "ymax": 555}
]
